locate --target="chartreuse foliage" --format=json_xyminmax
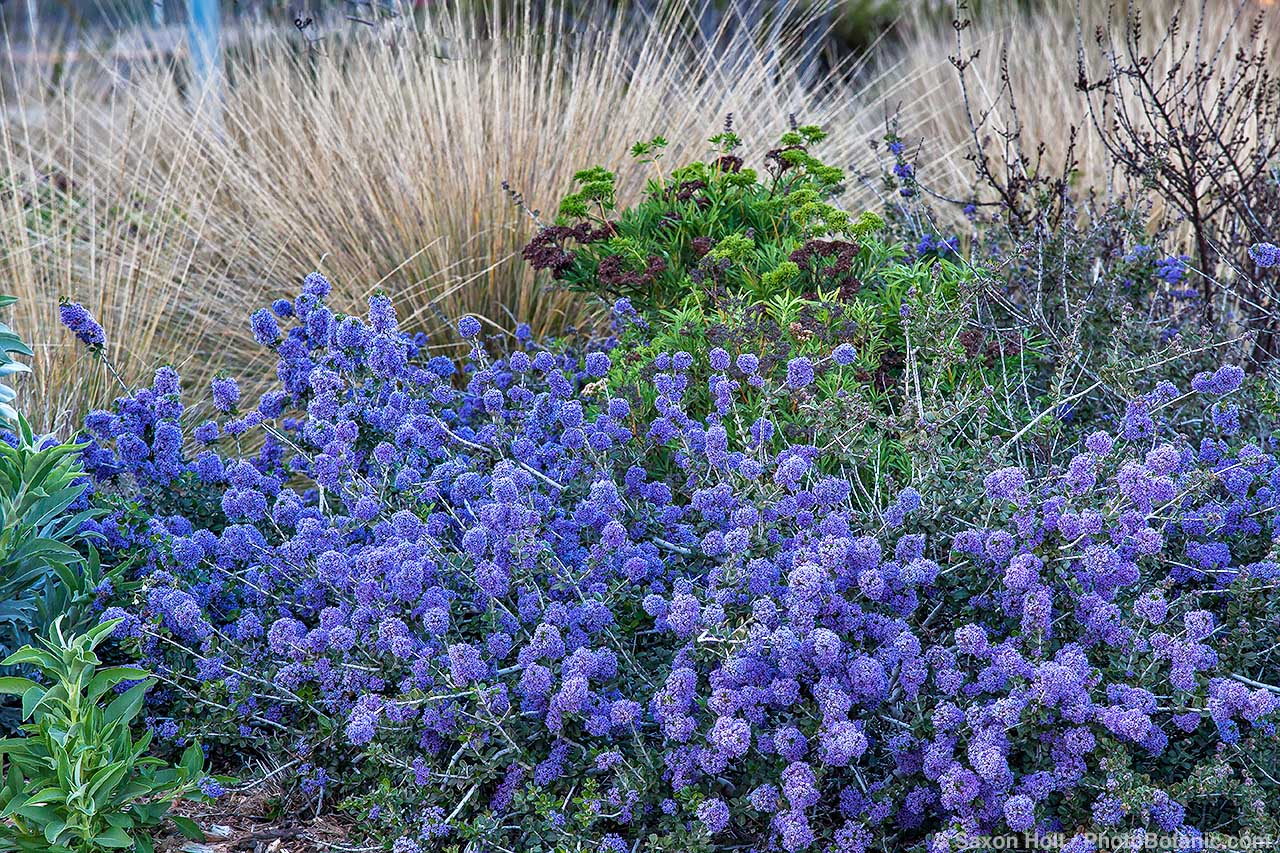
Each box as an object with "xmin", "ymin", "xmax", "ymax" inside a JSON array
[
  {"xmin": 524, "ymin": 125, "xmax": 878, "ymax": 313},
  {"xmin": 525, "ymin": 128, "xmax": 1040, "ymax": 482},
  {"xmin": 0, "ymin": 618, "xmax": 208, "ymax": 853}
]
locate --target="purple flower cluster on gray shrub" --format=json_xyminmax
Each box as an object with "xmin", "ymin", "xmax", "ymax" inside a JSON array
[{"xmin": 65, "ymin": 277, "xmax": 1279, "ymax": 851}]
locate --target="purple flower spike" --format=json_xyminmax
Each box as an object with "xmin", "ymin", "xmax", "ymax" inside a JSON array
[{"xmin": 59, "ymin": 300, "xmax": 106, "ymax": 348}]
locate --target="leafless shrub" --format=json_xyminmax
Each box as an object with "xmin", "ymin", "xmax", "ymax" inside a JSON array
[{"xmin": 1077, "ymin": 0, "xmax": 1280, "ymax": 337}]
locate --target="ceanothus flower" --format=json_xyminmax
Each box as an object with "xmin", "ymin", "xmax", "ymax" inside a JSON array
[
  {"xmin": 831, "ymin": 343, "xmax": 857, "ymax": 366},
  {"xmin": 1190, "ymin": 364, "xmax": 1244, "ymax": 396},
  {"xmin": 1248, "ymin": 241, "xmax": 1279, "ymax": 267},
  {"xmin": 251, "ymin": 308, "xmax": 281, "ymax": 345},
  {"xmin": 211, "ymin": 376, "xmax": 240, "ymax": 412},
  {"xmin": 984, "ymin": 466, "xmax": 1027, "ymax": 504},
  {"xmin": 59, "ymin": 301, "xmax": 106, "ymax": 348},
  {"xmin": 818, "ymin": 720, "xmax": 867, "ymax": 767},
  {"xmin": 708, "ymin": 715, "xmax": 751, "ymax": 758},
  {"xmin": 1004, "ymin": 794, "xmax": 1035, "ymax": 831},
  {"xmin": 447, "ymin": 643, "xmax": 486, "ymax": 687},
  {"xmin": 696, "ymin": 798, "xmax": 730, "ymax": 834},
  {"xmin": 786, "ymin": 357, "xmax": 814, "ymax": 390},
  {"xmin": 585, "ymin": 351, "xmax": 611, "ymax": 377},
  {"xmin": 458, "ymin": 315, "xmax": 482, "ymax": 339}
]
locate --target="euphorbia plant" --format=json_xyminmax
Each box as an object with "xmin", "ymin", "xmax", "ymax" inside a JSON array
[{"xmin": 521, "ymin": 124, "xmax": 875, "ymax": 313}]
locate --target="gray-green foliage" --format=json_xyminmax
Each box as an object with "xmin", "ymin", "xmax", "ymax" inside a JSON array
[
  {"xmin": 0, "ymin": 296, "xmax": 32, "ymax": 425},
  {"xmin": 0, "ymin": 296, "xmax": 122, "ymax": 734},
  {"xmin": 0, "ymin": 618, "xmax": 208, "ymax": 853},
  {"xmin": 0, "ymin": 417, "xmax": 103, "ymax": 662}
]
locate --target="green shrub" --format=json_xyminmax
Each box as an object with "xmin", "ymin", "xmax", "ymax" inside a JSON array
[
  {"xmin": 525, "ymin": 127, "xmax": 1042, "ymax": 484},
  {"xmin": 0, "ymin": 298, "xmax": 120, "ymax": 730},
  {"xmin": 0, "ymin": 294, "xmax": 106, "ymax": 667},
  {"xmin": 0, "ymin": 618, "xmax": 209, "ymax": 853},
  {"xmin": 526, "ymin": 125, "xmax": 860, "ymax": 313}
]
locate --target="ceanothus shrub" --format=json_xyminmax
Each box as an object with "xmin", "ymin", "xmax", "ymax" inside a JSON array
[{"xmin": 64, "ymin": 277, "xmax": 1279, "ymax": 852}]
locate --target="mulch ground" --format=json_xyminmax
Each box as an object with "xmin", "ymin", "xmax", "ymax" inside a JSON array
[{"xmin": 155, "ymin": 787, "xmax": 359, "ymax": 853}]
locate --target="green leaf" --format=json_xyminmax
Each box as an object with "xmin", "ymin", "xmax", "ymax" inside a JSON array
[
  {"xmin": 12, "ymin": 802, "xmax": 59, "ymax": 823},
  {"xmin": 43, "ymin": 820, "xmax": 68, "ymax": 845},
  {"xmin": 0, "ymin": 677, "xmax": 39, "ymax": 696},
  {"xmin": 170, "ymin": 815, "xmax": 205, "ymax": 840},
  {"xmin": 83, "ymin": 619, "xmax": 124, "ymax": 648},
  {"xmin": 29, "ymin": 484, "xmax": 91, "ymax": 528},
  {"xmin": 0, "ymin": 340, "xmax": 32, "ymax": 358},
  {"xmin": 179, "ymin": 743, "xmax": 204, "ymax": 778},
  {"xmin": 21, "ymin": 686, "xmax": 46, "ymax": 720},
  {"xmin": 104, "ymin": 680, "xmax": 152, "ymax": 727},
  {"xmin": 22, "ymin": 787, "xmax": 66, "ymax": 806},
  {"xmin": 130, "ymin": 799, "xmax": 171, "ymax": 824},
  {"xmin": 2, "ymin": 646, "xmax": 58, "ymax": 671},
  {"xmin": 0, "ymin": 361, "xmax": 31, "ymax": 377},
  {"xmin": 15, "ymin": 414, "xmax": 33, "ymax": 446},
  {"xmin": 91, "ymin": 826, "xmax": 134, "ymax": 848},
  {"xmin": 87, "ymin": 667, "xmax": 150, "ymax": 702},
  {"xmin": 87, "ymin": 761, "xmax": 130, "ymax": 811}
]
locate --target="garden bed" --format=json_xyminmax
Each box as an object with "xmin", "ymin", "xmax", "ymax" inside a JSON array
[
  {"xmin": 1, "ymin": 2, "xmax": 1279, "ymax": 852},
  {"xmin": 159, "ymin": 791, "xmax": 351, "ymax": 853}
]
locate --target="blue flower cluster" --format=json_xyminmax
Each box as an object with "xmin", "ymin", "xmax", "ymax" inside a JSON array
[
  {"xmin": 59, "ymin": 299, "xmax": 106, "ymax": 348},
  {"xmin": 70, "ymin": 278, "xmax": 1279, "ymax": 851},
  {"xmin": 1153, "ymin": 254, "xmax": 1190, "ymax": 286},
  {"xmin": 915, "ymin": 233, "xmax": 959, "ymax": 258},
  {"xmin": 1249, "ymin": 242, "xmax": 1279, "ymax": 269}
]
